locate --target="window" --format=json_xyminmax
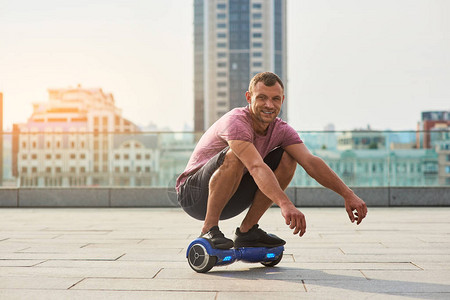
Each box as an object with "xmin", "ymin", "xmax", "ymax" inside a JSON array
[
  {"xmin": 47, "ymin": 141, "xmax": 51, "ymax": 148},
  {"xmin": 253, "ymin": 52, "xmax": 262, "ymax": 57},
  {"xmin": 447, "ymin": 154, "xmax": 450, "ymax": 162},
  {"xmin": 253, "ymin": 3, "xmax": 262, "ymax": 9},
  {"xmin": 31, "ymin": 154, "xmax": 37, "ymax": 160},
  {"xmin": 217, "ymin": 92, "xmax": 227, "ymax": 97},
  {"xmin": 55, "ymin": 154, "xmax": 62, "ymax": 159},
  {"xmin": 32, "ymin": 167, "xmax": 37, "ymax": 173},
  {"xmin": 145, "ymin": 167, "xmax": 151, "ymax": 173},
  {"xmin": 124, "ymin": 154, "xmax": 129, "ymax": 160},
  {"xmin": 252, "ymin": 13, "xmax": 262, "ymax": 19},
  {"xmin": 80, "ymin": 167, "xmax": 86, "ymax": 173},
  {"xmin": 217, "ymin": 23, "xmax": 226, "ymax": 29},
  {"xmin": 115, "ymin": 154, "xmax": 120, "ymax": 160},
  {"xmin": 136, "ymin": 154, "xmax": 142, "ymax": 160},
  {"xmin": 217, "ymin": 13, "xmax": 226, "ymax": 19},
  {"xmin": 71, "ymin": 141, "xmax": 75, "ymax": 148},
  {"xmin": 217, "ymin": 72, "xmax": 227, "ymax": 77},
  {"xmin": 80, "ymin": 154, "xmax": 86, "ymax": 159},
  {"xmin": 22, "ymin": 167, "xmax": 27, "ymax": 173},
  {"xmin": 217, "ymin": 3, "xmax": 226, "ymax": 9},
  {"xmin": 115, "ymin": 167, "xmax": 120, "ymax": 172},
  {"xmin": 253, "ymin": 33, "xmax": 262, "ymax": 38},
  {"xmin": 252, "ymin": 23, "xmax": 262, "ymax": 28},
  {"xmin": 136, "ymin": 166, "xmax": 142, "ymax": 172},
  {"xmin": 446, "ymin": 166, "xmax": 450, "ymax": 174},
  {"xmin": 217, "ymin": 62, "xmax": 227, "ymax": 67},
  {"xmin": 22, "ymin": 141, "xmax": 26, "ymax": 148},
  {"xmin": 253, "ymin": 62, "xmax": 262, "ymax": 67},
  {"xmin": 217, "ymin": 52, "xmax": 226, "ymax": 58},
  {"xmin": 70, "ymin": 167, "xmax": 76, "ymax": 173},
  {"xmin": 217, "ymin": 42, "xmax": 227, "ymax": 48},
  {"xmin": 252, "ymin": 42, "xmax": 262, "ymax": 48},
  {"xmin": 145, "ymin": 154, "xmax": 151, "ymax": 160},
  {"xmin": 217, "ymin": 82, "xmax": 226, "ymax": 87},
  {"xmin": 22, "ymin": 154, "xmax": 27, "ymax": 160},
  {"xmin": 217, "ymin": 33, "xmax": 226, "ymax": 39},
  {"xmin": 124, "ymin": 166, "xmax": 129, "ymax": 172},
  {"xmin": 56, "ymin": 141, "xmax": 60, "ymax": 149},
  {"xmin": 70, "ymin": 154, "xmax": 76, "ymax": 159}
]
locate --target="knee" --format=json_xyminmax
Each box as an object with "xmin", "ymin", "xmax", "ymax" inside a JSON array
[
  {"xmin": 278, "ymin": 151, "xmax": 297, "ymax": 176},
  {"xmin": 222, "ymin": 149, "xmax": 245, "ymax": 172}
]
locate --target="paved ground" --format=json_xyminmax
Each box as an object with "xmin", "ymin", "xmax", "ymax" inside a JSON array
[{"xmin": 0, "ymin": 207, "xmax": 449, "ymax": 299}]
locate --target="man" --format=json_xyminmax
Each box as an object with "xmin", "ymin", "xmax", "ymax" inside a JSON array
[{"xmin": 176, "ymin": 72, "xmax": 367, "ymax": 250}]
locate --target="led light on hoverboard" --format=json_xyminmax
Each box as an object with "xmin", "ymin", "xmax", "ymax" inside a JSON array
[
  {"xmin": 266, "ymin": 253, "xmax": 276, "ymax": 259},
  {"xmin": 223, "ymin": 256, "xmax": 232, "ymax": 262}
]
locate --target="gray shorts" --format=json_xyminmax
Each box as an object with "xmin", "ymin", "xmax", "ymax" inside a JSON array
[{"xmin": 177, "ymin": 147, "xmax": 284, "ymax": 221}]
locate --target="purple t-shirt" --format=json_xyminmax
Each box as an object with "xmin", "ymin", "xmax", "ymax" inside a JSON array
[{"xmin": 176, "ymin": 106, "xmax": 303, "ymax": 192}]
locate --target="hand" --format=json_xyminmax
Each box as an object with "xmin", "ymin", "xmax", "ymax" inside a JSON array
[
  {"xmin": 280, "ymin": 204, "xmax": 306, "ymax": 236},
  {"xmin": 344, "ymin": 193, "xmax": 367, "ymax": 225}
]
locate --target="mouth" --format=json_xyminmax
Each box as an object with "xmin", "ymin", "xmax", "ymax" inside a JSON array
[{"xmin": 262, "ymin": 111, "xmax": 274, "ymax": 115}]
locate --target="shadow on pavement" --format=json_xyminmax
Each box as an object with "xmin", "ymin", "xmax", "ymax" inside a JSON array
[{"xmin": 206, "ymin": 265, "xmax": 450, "ymax": 299}]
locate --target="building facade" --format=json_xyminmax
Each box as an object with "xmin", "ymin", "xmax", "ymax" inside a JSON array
[
  {"xmin": 417, "ymin": 111, "xmax": 450, "ymax": 149},
  {"xmin": 194, "ymin": 0, "xmax": 287, "ymax": 131},
  {"xmin": 12, "ymin": 86, "xmax": 159, "ymax": 187}
]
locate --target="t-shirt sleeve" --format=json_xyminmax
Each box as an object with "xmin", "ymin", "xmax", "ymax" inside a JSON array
[
  {"xmin": 280, "ymin": 123, "xmax": 303, "ymax": 148},
  {"xmin": 216, "ymin": 114, "xmax": 253, "ymax": 143}
]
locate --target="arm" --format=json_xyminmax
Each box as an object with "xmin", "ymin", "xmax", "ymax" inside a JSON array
[
  {"xmin": 228, "ymin": 140, "xmax": 306, "ymax": 236},
  {"xmin": 285, "ymin": 143, "xmax": 368, "ymax": 224}
]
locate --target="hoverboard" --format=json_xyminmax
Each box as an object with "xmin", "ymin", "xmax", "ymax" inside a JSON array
[{"xmin": 186, "ymin": 237, "xmax": 284, "ymax": 273}]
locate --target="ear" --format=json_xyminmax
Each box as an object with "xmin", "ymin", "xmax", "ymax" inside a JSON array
[{"xmin": 245, "ymin": 91, "xmax": 252, "ymax": 104}]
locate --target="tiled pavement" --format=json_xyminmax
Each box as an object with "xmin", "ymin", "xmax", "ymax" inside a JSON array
[{"xmin": 0, "ymin": 207, "xmax": 449, "ymax": 299}]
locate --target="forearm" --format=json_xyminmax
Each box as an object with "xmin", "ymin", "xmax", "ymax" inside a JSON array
[
  {"xmin": 304, "ymin": 156, "xmax": 354, "ymax": 199},
  {"xmin": 248, "ymin": 164, "xmax": 292, "ymax": 208}
]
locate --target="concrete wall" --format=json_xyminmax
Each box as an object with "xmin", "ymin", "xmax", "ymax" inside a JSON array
[{"xmin": 0, "ymin": 187, "xmax": 449, "ymax": 207}]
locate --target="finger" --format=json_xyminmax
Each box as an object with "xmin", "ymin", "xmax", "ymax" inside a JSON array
[
  {"xmin": 299, "ymin": 216, "xmax": 306, "ymax": 237},
  {"xmin": 356, "ymin": 207, "xmax": 363, "ymax": 224},
  {"xmin": 290, "ymin": 217, "xmax": 297, "ymax": 231},
  {"xmin": 293, "ymin": 218, "xmax": 300, "ymax": 235},
  {"xmin": 285, "ymin": 216, "xmax": 290, "ymax": 226},
  {"xmin": 347, "ymin": 208, "xmax": 355, "ymax": 223}
]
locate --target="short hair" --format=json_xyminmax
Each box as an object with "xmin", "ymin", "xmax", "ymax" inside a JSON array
[{"xmin": 248, "ymin": 72, "xmax": 284, "ymax": 94}]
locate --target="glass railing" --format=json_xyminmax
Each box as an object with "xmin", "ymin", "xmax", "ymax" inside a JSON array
[{"xmin": 1, "ymin": 130, "xmax": 449, "ymax": 188}]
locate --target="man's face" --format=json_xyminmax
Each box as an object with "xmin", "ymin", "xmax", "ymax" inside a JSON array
[{"xmin": 246, "ymin": 81, "xmax": 284, "ymax": 125}]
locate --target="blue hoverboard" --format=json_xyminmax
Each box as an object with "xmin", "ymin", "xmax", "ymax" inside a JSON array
[{"xmin": 186, "ymin": 238, "xmax": 284, "ymax": 273}]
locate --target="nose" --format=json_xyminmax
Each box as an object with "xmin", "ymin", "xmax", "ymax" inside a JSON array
[{"xmin": 265, "ymin": 99, "xmax": 274, "ymax": 109}]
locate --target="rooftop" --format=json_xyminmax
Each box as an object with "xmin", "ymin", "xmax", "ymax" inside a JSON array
[{"xmin": 0, "ymin": 207, "xmax": 449, "ymax": 299}]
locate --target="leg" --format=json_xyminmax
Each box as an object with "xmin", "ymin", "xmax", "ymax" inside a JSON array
[
  {"xmin": 239, "ymin": 150, "xmax": 297, "ymax": 233},
  {"xmin": 202, "ymin": 149, "xmax": 245, "ymax": 233}
]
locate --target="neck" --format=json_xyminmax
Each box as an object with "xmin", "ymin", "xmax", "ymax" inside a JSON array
[{"xmin": 250, "ymin": 114, "xmax": 270, "ymax": 135}]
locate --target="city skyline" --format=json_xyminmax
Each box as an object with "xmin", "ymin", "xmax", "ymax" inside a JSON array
[{"xmin": 1, "ymin": 0, "xmax": 449, "ymax": 132}]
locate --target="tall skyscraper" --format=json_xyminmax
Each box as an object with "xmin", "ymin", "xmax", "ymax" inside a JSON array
[{"xmin": 194, "ymin": 0, "xmax": 287, "ymax": 132}]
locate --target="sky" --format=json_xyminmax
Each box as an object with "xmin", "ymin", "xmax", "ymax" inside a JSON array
[{"xmin": 0, "ymin": 0, "xmax": 449, "ymax": 132}]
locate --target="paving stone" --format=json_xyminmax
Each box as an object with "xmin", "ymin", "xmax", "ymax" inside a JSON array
[
  {"xmin": 0, "ymin": 289, "xmax": 217, "ymax": 300},
  {"xmin": 0, "ymin": 276, "xmax": 81, "ymax": 289},
  {"xmin": 73, "ymin": 278, "xmax": 306, "ymax": 292},
  {"xmin": 303, "ymin": 279, "xmax": 450, "ymax": 293},
  {"xmin": 0, "ymin": 266, "xmax": 161, "ymax": 278},
  {"xmin": 0, "ymin": 207, "xmax": 448, "ymax": 299}
]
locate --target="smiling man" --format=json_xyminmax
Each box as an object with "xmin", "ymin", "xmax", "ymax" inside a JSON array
[{"xmin": 176, "ymin": 72, "xmax": 367, "ymax": 249}]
